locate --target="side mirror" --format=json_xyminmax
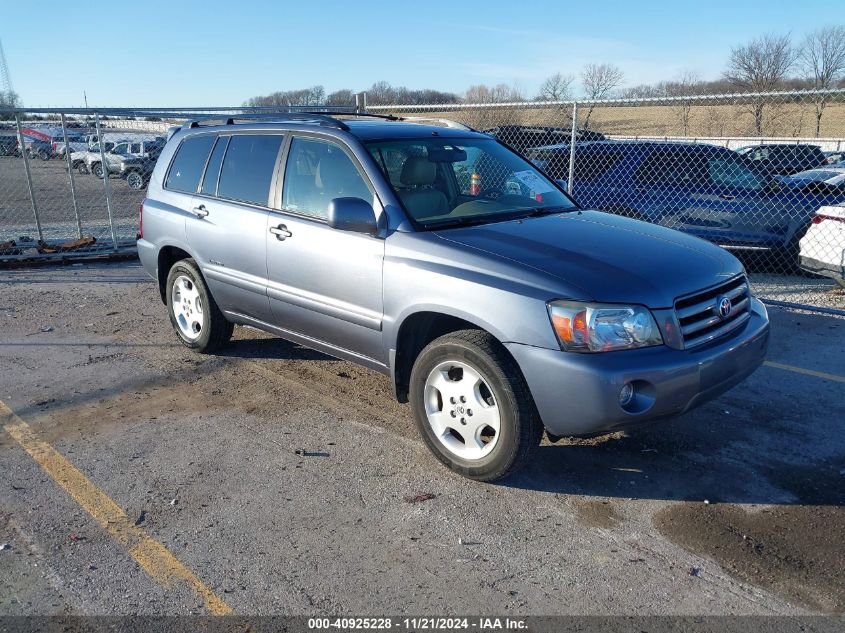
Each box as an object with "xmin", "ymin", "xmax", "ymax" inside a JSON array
[{"xmin": 327, "ymin": 197, "xmax": 378, "ymax": 235}]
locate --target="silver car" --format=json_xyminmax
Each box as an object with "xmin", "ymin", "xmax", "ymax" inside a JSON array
[{"xmin": 137, "ymin": 113, "xmax": 770, "ymax": 481}]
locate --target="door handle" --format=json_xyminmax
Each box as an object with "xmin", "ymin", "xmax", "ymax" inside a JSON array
[
  {"xmin": 719, "ymin": 195, "xmax": 735, "ymax": 201},
  {"xmin": 270, "ymin": 224, "xmax": 293, "ymax": 240},
  {"xmin": 189, "ymin": 204, "xmax": 209, "ymax": 218}
]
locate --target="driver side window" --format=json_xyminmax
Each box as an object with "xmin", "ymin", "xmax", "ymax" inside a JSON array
[{"xmin": 282, "ymin": 137, "xmax": 374, "ymax": 219}]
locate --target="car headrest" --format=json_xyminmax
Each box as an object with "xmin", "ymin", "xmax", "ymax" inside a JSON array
[{"xmin": 400, "ymin": 157, "xmax": 436, "ymax": 186}]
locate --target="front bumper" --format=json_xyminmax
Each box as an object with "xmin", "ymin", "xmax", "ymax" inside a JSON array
[
  {"xmin": 800, "ymin": 255, "xmax": 843, "ymax": 284},
  {"xmin": 506, "ymin": 297, "xmax": 770, "ymax": 436}
]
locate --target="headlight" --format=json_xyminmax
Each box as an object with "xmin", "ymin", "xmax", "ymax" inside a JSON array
[{"xmin": 547, "ymin": 300, "xmax": 663, "ymax": 352}]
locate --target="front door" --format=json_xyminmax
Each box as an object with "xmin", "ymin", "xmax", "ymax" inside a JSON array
[{"xmin": 266, "ymin": 135, "xmax": 385, "ymax": 364}]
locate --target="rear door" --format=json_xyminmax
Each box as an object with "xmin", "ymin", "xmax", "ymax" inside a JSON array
[
  {"xmin": 177, "ymin": 132, "xmax": 283, "ymax": 322},
  {"xmin": 265, "ymin": 134, "xmax": 385, "ymax": 363}
]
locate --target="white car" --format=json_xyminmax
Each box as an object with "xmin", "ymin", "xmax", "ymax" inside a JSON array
[{"xmin": 799, "ymin": 203, "xmax": 845, "ymax": 287}]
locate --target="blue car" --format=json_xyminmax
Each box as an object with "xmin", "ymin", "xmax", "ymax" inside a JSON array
[{"xmin": 528, "ymin": 141, "xmax": 845, "ymax": 268}]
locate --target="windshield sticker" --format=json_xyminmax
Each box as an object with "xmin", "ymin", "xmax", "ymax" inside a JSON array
[{"xmin": 512, "ymin": 170, "xmax": 556, "ymax": 194}]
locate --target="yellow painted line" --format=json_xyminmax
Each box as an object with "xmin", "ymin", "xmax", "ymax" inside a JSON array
[
  {"xmin": 763, "ymin": 361, "xmax": 845, "ymax": 384},
  {"xmin": 0, "ymin": 401, "xmax": 232, "ymax": 615}
]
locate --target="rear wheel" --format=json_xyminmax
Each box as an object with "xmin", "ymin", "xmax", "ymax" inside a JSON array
[
  {"xmin": 76, "ymin": 162, "xmax": 89, "ymax": 175},
  {"xmin": 91, "ymin": 162, "xmax": 104, "ymax": 178},
  {"xmin": 166, "ymin": 259, "xmax": 233, "ymax": 353},
  {"xmin": 409, "ymin": 329, "xmax": 542, "ymax": 481}
]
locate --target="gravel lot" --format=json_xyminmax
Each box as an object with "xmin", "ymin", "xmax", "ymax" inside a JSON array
[{"xmin": 0, "ymin": 261, "xmax": 843, "ymax": 616}]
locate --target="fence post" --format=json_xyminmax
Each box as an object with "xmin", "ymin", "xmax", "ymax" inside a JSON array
[
  {"xmin": 355, "ymin": 93, "xmax": 360, "ymax": 113},
  {"xmin": 567, "ymin": 102, "xmax": 578, "ymax": 195},
  {"xmin": 60, "ymin": 113, "xmax": 83, "ymax": 239},
  {"xmin": 14, "ymin": 113, "xmax": 43, "ymax": 243},
  {"xmin": 94, "ymin": 112, "xmax": 118, "ymax": 251},
  {"xmin": 362, "ymin": 91, "xmax": 367, "ymax": 112}
]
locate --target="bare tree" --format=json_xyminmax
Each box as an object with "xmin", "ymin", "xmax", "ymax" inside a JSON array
[
  {"xmin": 463, "ymin": 83, "xmax": 525, "ymax": 128},
  {"xmin": 581, "ymin": 63, "xmax": 624, "ymax": 129},
  {"xmin": 724, "ymin": 33, "xmax": 796, "ymax": 134},
  {"xmin": 325, "ymin": 89, "xmax": 355, "ymax": 106},
  {"xmin": 800, "ymin": 26, "xmax": 845, "ymax": 136},
  {"xmin": 666, "ymin": 71, "xmax": 701, "ymax": 136},
  {"xmin": 536, "ymin": 72, "xmax": 574, "ymax": 101}
]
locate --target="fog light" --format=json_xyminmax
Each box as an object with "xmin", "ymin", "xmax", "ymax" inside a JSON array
[{"xmin": 619, "ymin": 383, "xmax": 634, "ymax": 407}]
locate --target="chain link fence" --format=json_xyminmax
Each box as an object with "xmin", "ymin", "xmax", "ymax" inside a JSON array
[
  {"xmin": 1, "ymin": 92, "xmax": 844, "ymax": 310},
  {"xmin": 371, "ymin": 89, "xmax": 845, "ymax": 310}
]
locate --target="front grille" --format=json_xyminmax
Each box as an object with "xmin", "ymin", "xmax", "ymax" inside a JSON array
[{"xmin": 675, "ymin": 275, "xmax": 751, "ymax": 349}]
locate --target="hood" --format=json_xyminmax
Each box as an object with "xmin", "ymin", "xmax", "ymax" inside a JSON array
[{"xmin": 434, "ymin": 210, "xmax": 743, "ymax": 308}]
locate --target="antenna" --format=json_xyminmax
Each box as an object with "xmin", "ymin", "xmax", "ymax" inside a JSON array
[{"xmin": 0, "ymin": 38, "xmax": 17, "ymax": 105}]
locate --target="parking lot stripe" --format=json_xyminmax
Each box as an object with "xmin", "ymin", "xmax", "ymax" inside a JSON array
[
  {"xmin": 763, "ymin": 361, "xmax": 845, "ymax": 384},
  {"xmin": 0, "ymin": 401, "xmax": 233, "ymax": 615}
]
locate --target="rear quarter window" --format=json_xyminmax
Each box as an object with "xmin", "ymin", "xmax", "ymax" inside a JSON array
[{"xmin": 165, "ymin": 135, "xmax": 216, "ymax": 193}]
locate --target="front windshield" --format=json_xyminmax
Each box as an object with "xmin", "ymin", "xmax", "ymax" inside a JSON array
[{"xmin": 366, "ymin": 137, "xmax": 576, "ymax": 228}]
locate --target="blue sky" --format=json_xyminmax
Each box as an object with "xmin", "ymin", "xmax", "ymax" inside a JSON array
[{"xmin": 0, "ymin": 0, "xmax": 833, "ymax": 107}]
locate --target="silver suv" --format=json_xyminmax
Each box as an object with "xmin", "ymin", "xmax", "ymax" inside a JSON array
[{"xmin": 138, "ymin": 113, "xmax": 770, "ymax": 481}]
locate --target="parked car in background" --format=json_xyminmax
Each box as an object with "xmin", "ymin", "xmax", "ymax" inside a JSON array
[
  {"xmin": 799, "ymin": 203, "xmax": 845, "ymax": 287},
  {"xmin": 52, "ymin": 133, "xmax": 90, "ymax": 158},
  {"xmin": 27, "ymin": 139, "xmax": 55, "ymax": 160},
  {"xmin": 70, "ymin": 141, "xmax": 118, "ymax": 174},
  {"xmin": 86, "ymin": 138, "xmax": 163, "ymax": 178},
  {"xmin": 776, "ymin": 167, "xmax": 845, "ymax": 196},
  {"xmin": 823, "ymin": 151, "xmax": 845, "ymax": 165},
  {"xmin": 736, "ymin": 143, "xmax": 826, "ymax": 176},
  {"xmin": 0, "ymin": 135, "xmax": 17, "ymax": 156},
  {"xmin": 119, "ymin": 142, "xmax": 164, "ymax": 189},
  {"xmin": 137, "ymin": 114, "xmax": 769, "ymax": 481},
  {"xmin": 484, "ymin": 125, "xmax": 605, "ymax": 153},
  {"xmin": 528, "ymin": 140, "xmax": 845, "ymax": 268}
]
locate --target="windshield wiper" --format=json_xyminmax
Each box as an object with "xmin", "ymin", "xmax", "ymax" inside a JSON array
[
  {"xmin": 522, "ymin": 205, "xmax": 576, "ymax": 217},
  {"xmin": 424, "ymin": 206, "xmax": 576, "ymax": 231}
]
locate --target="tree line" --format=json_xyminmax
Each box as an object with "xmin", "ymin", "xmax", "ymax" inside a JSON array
[{"xmin": 245, "ymin": 26, "xmax": 845, "ymax": 137}]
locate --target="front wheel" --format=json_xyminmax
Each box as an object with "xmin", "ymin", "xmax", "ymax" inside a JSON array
[
  {"xmin": 409, "ymin": 329, "xmax": 543, "ymax": 481},
  {"xmin": 125, "ymin": 170, "xmax": 144, "ymax": 190},
  {"xmin": 166, "ymin": 259, "xmax": 233, "ymax": 353}
]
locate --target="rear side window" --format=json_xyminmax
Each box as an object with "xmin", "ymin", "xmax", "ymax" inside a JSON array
[
  {"xmin": 217, "ymin": 134, "xmax": 284, "ymax": 206},
  {"xmin": 200, "ymin": 136, "xmax": 228, "ymax": 196},
  {"xmin": 166, "ymin": 135, "xmax": 216, "ymax": 193}
]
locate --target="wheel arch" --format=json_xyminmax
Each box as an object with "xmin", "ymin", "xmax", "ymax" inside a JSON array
[
  {"xmin": 156, "ymin": 245, "xmax": 195, "ymax": 304},
  {"xmin": 390, "ymin": 309, "xmax": 510, "ymax": 403}
]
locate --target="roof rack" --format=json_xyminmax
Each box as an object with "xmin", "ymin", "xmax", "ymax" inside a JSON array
[
  {"xmin": 182, "ymin": 111, "xmax": 472, "ymax": 133},
  {"xmin": 185, "ymin": 112, "xmax": 351, "ymax": 131},
  {"xmin": 401, "ymin": 116, "xmax": 475, "ymax": 131}
]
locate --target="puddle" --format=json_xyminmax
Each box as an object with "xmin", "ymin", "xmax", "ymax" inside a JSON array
[{"xmin": 654, "ymin": 502, "xmax": 845, "ymax": 612}]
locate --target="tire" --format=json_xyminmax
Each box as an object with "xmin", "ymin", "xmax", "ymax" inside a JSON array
[
  {"xmin": 126, "ymin": 170, "xmax": 144, "ymax": 190},
  {"xmin": 76, "ymin": 162, "xmax": 89, "ymax": 175},
  {"xmin": 408, "ymin": 329, "xmax": 543, "ymax": 481},
  {"xmin": 91, "ymin": 162, "xmax": 104, "ymax": 178},
  {"xmin": 38, "ymin": 150, "xmax": 50, "ymax": 161},
  {"xmin": 165, "ymin": 258, "xmax": 233, "ymax": 353}
]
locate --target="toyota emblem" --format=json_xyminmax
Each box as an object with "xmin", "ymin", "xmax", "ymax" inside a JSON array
[{"xmin": 717, "ymin": 296, "xmax": 732, "ymax": 319}]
